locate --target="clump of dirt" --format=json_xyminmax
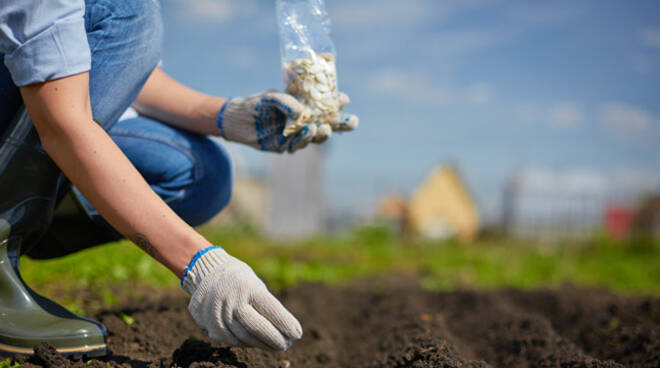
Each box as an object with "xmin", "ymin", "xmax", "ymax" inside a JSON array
[{"xmin": 13, "ymin": 279, "xmax": 660, "ymax": 368}]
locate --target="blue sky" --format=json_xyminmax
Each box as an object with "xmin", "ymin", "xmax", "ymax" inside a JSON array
[{"xmin": 159, "ymin": 0, "xmax": 660, "ymax": 221}]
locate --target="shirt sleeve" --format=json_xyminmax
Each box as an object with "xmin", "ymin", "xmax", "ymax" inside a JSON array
[{"xmin": 0, "ymin": 0, "xmax": 91, "ymax": 86}]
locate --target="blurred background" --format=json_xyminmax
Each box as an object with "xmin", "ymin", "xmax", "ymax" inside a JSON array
[
  {"xmin": 159, "ymin": 0, "xmax": 660, "ymax": 242},
  {"xmin": 21, "ymin": 0, "xmax": 660, "ymax": 308}
]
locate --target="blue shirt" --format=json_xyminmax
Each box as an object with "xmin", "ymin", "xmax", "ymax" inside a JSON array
[{"xmin": 0, "ymin": 0, "xmax": 91, "ymax": 86}]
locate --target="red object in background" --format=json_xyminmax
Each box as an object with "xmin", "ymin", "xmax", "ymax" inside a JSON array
[{"xmin": 604, "ymin": 205, "xmax": 635, "ymax": 241}]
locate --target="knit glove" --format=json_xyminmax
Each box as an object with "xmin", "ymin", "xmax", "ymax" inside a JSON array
[
  {"xmin": 217, "ymin": 91, "xmax": 358, "ymax": 153},
  {"xmin": 331, "ymin": 92, "xmax": 360, "ymax": 132},
  {"xmin": 182, "ymin": 246, "xmax": 302, "ymax": 352}
]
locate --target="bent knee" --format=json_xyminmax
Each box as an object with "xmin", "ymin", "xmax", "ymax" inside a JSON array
[{"xmin": 187, "ymin": 138, "xmax": 233, "ymax": 226}]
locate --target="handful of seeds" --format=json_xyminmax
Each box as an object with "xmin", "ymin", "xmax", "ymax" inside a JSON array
[{"xmin": 283, "ymin": 51, "xmax": 339, "ymax": 136}]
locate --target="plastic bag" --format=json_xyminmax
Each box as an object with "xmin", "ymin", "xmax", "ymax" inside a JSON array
[{"xmin": 276, "ymin": 0, "xmax": 339, "ymax": 135}]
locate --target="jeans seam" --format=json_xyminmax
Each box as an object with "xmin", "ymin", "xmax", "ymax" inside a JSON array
[
  {"xmin": 85, "ymin": 2, "xmax": 111, "ymax": 54},
  {"xmin": 110, "ymin": 129, "xmax": 204, "ymax": 182}
]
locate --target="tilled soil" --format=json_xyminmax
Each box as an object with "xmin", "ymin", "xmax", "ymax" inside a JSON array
[{"xmin": 15, "ymin": 279, "xmax": 660, "ymax": 368}]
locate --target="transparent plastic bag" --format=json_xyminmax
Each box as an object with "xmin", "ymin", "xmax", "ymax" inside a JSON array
[
  {"xmin": 309, "ymin": 0, "xmax": 332, "ymax": 35},
  {"xmin": 276, "ymin": 0, "xmax": 339, "ymax": 135}
]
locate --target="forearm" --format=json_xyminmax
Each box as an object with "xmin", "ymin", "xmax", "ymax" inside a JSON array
[
  {"xmin": 20, "ymin": 73, "xmax": 210, "ymax": 277},
  {"xmin": 132, "ymin": 67, "xmax": 225, "ymax": 136}
]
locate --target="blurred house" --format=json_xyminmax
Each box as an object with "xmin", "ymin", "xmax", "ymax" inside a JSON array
[
  {"xmin": 502, "ymin": 168, "xmax": 660, "ymax": 242},
  {"xmin": 376, "ymin": 194, "xmax": 409, "ymax": 235},
  {"xmin": 604, "ymin": 205, "xmax": 635, "ymax": 241},
  {"xmin": 502, "ymin": 169, "xmax": 609, "ymax": 241},
  {"xmin": 633, "ymin": 195, "xmax": 660, "ymax": 239},
  {"xmin": 408, "ymin": 166, "xmax": 480, "ymax": 241}
]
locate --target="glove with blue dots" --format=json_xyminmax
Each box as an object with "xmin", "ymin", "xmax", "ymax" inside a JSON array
[{"xmin": 217, "ymin": 91, "xmax": 358, "ymax": 153}]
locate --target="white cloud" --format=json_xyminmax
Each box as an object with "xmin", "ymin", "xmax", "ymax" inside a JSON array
[
  {"xmin": 513, "ymin": 103, "xmax": 584, "ymax": 128},
  {"xmin": 178, "ymin": 0, "xmax": 258, "ymax": 23},
  {"xmin": 547, "ymin": 103, "xmax": 584, "ymax": 128},
  {"xmin": 599, "ymin": 103, "xmax": 655, "ymax": 137},
  {"xmin": 638, "ymin": 28, "xmax": 660, "ymax": 48},
  {"xmin": 367, "ymin": 69, "xmax": 451, "ymax": 104},
  {"xmin": 514, "ymin": 102, "xmax": 659, "ymax": 137},
  {"xmin": 367, "ymin": 69, "xmax": 493, "ymax": 106},
  {"xmin": 328, "ymin": 0, "xmax": 486, "ymax": 30}
]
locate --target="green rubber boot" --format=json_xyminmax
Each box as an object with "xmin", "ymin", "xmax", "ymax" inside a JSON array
[{"xmin": 0, "ymin": 108, "xmax": 107, "ymax": 358}]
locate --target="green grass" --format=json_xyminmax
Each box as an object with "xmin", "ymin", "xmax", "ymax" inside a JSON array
[
  {"xmin": 20, "ymin": 239, "xmax": 178, "ymax": 312},
  {"xmin": 6, "ymin": 226, "xmax": 658, "ymax": 367},
  {"xmin": 19, "ymin": 225, "xmax": 660, "ymax": 313},
  {"xmin": 0, "ymin": 360, "xmax": 19, "ymax": 368}
]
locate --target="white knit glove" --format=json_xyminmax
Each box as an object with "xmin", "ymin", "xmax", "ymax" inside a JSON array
[
  {"xmin": 182, "ymin": 246, "xmax": 302, "ymax": 351},
  {"xmin": 217, "ymin": 90, "xmax": 358, "ymax": 153}
]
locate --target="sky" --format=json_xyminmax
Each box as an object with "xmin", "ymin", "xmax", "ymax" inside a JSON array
[{"xmin": 158, "ymin": 0, "xmax": 660, "ymax": 222}]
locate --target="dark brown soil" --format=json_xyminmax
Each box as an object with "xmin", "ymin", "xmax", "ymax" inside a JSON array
[{"xmin": 14, "ymin": 279, "xmax": 660, "ymax": 368}]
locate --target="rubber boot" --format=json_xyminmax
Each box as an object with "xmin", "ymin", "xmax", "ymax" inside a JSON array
[{"xmin": 0, "ymin": 108, "xmax": 107, "ymax": 358}]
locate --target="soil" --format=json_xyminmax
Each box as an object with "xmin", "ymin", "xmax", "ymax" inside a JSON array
[{"xmin": 14, "ymin": 278, "xmax": 660, "ymax": 368}]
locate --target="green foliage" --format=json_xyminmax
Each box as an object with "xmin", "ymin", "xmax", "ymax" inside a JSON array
[
  {"xmin": 18, "ymin": 225, "xmax": 660, "ymax": 312},
  {"xmin": 199, "ymin": 225, "xmax": 660, "ymax": 294},
  {"xmin": 119, "ymin": 312, "xmax": 135, "ymax": 325},
  {"xmin": 0, "ymin": 360, "xmax": 19, "ymax": 368},
  {"xmin": 20, "ymin": 239, "xmax": 177, "ymax": 309}
]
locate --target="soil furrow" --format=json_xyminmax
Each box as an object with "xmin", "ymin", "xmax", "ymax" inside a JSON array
[
  {"xmin": 13, "ymin": 280, "xmax": 659, "ymax": 368},
  {"xmin": 435, "ymin": 290, "xmax": 624, "ymax": 367},
  {"xmin": 505, "ymin": 286, "xmax": 660, "ymax": 367}
]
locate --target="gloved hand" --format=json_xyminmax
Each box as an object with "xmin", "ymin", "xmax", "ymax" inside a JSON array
[
  {"xmin": 331, "ymin": 92, "xmax": 360, "ymax": 132},
  {"xmin": 182, "ymin": 246, "xmax": 302, "ymax": 352},
  {"xmin": 298, "ymin": 92, "xmax": 359, "ymax": 139},
  {"xmin": 217, "ymin": 90, "xmax": 358, "ymax": 153}
]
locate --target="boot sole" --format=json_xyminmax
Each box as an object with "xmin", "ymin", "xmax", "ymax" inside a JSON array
[{"xmin": 0, "ymin": 341, "xmax": 107, "ymax": 359}]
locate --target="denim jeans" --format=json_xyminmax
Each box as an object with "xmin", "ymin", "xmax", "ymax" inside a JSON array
[
  {"xmin": 75, "ymin": 114, "xmax": 233, "ymax": 230},
  {"xmin": 0, "ymin": 0, "xmax": 232, "ymax": 252}
]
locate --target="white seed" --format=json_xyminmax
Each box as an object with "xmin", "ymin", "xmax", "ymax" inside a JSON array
[
  {"xmin": 315, "ymin": 73, "xmax": 328, "ymax": 85},
  {"xmin": 310, "ymin": 87, "xmax": 322, "ymax": 100},
  {"xmin": 283, "ymin": 50, "xmax": 339, "ymax": 127},
  {"xmin": 318, "ymin": 83, "xmax": 330, "ymax": 93}
]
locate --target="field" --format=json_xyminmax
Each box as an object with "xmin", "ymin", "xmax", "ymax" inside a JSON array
[{"xmin": 6, "ymin": 226, "xmax": 660, "ymax": 367}]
